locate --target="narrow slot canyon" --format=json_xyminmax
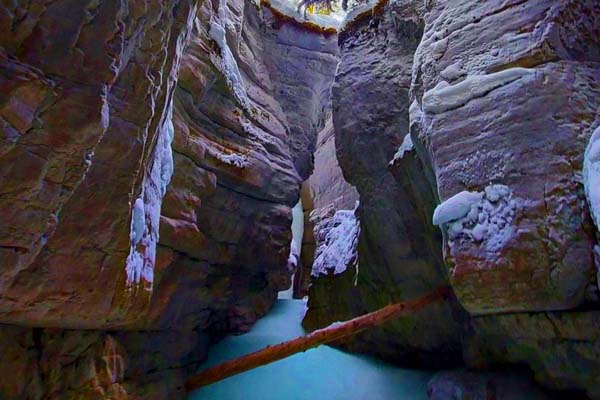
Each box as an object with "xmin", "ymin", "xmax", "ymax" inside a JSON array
[{"xmin": 0, "ymin": 1, "xmax": 599, "ymax": 399}]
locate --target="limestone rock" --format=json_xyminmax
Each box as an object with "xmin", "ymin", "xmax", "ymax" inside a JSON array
[
  {"xmin": 297, "ymin": 118, "xmax": 359, "ymax": 298},
  {"xmin": 0, "ymin": 323, "xmax": 208, "ymax": 400},
  {"xmin": 149, "ymin": 0, "xmax": 339, "ymax": 334},
  {"xmin": 464, "ymin": 311, "xmax": 600, "ymax": 399},
  {"xmin": 413, "ymin": 0, "xmax": 600, "ymax": 315},
  {"xmin": 0, "ymin": 0, "xmax": 200, "ymax": 328},
  {"xmin": 305, "ymin": 0, "xmax": 465, "ymax": 367},
  {"xmin": 0, "ymin": 0, "xmax": 339, "ymax": 397},
  {"xmin": 427, "ymin": 370, "xmax": 551, "ymax": 400}
]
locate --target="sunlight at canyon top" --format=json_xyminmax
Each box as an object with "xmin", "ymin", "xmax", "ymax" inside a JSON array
[{"xmin": 264, "ymin": 0, "xmax": 378, "ymax": 30}]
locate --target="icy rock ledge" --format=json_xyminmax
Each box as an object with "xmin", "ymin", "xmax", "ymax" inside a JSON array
[
  {"xmin": 311, "ymin": 203, "xmax": 360, "ymax": 277},
  {"xmin": 389, "ymin": 133, "xmax": 414, "ymax": 165},
  {"xmin": 584, "ymin": 126, "xmax": 600, "ymax": 232},
  {"xmin": 433, "ymin": 185, "xmax": 521, "ymax": 251}
]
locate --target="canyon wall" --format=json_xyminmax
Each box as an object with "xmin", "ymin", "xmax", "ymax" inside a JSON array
[
  {"xmin": 304, "ymin": 0, "xmax": 465, "ymax": 368},
  {"xmin": 413, "ymin": 1, "xmax": 600, "ymax": 397},
  {"xmin": 296, "ymin": 117, "xmax": 359, "ymax": 298},
  {"xmin": 0, "ymin": 0, "xmax": 338, "ymax": 398},
  {"xmin": 303, "ymin": 0, "xmax": 600, "ymax": 397},
  {"xmin": 2, "ymin": 0, "xmax": 600, "ymax": 398}
]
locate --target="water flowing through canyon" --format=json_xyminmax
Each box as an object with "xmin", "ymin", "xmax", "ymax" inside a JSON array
[
  {"xmin": 0, "ymin": 0, "xmax": 599, "ymax": 399},
  {"xmin": 189, "ymin": 299, "xmax": 432, "ymax": 400}
]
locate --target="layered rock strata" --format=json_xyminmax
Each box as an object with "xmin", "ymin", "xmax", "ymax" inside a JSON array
[
  {"xmin": 304, "ymin": 0, "xmax": 466, "ymax": 368},
  {"xmin": 0, "ymin": 0, "xmax": 339, "ymax": 397}
]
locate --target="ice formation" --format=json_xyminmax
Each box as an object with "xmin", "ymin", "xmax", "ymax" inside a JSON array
[
  {"xmin": 434, "ymin": 185, "xmax": 520, "ymax": 252},
  {"xmin": 209, "ymin": 0, "xmax": 252, "ymax": 111},
  {"xmin": 130, "ymin": 198, "xmax": 145, "ymax": 245},
  {"xmin": 288, "ymin": 238, "xmax": 300, "ymax": 269},
  {"xmin": 125, "ymin": 104, "xmax": 175, "ymax": 286},
  {"xmin": 389, "ymin": 133, "xmax": 414, "ymax": 165},
  {"xmin": 311, "ymin": 204, "xmax": 360, "ymax": 277},
  {"xmin": 216, "ymin": 152, "xmax": 248, "ymax": 168},
  {"xmin": 422, "ymin": 68, "xmax": 534, "ymax": 114},
  {"xmin": 584, "ymin": 126, "xmax": 600, "ymax": 232}
]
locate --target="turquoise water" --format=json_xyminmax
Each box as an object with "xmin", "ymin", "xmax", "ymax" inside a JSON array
[{"xmin": 189, "ymin": 300, "xmax": 432, "ymax": 400}]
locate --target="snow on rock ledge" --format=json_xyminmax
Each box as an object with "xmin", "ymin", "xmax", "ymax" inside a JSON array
[
  {"xmin": 434, "ymin": 185, "xmax": 521, "ymax": 252},
  {"xmin": 311, "ymin": 203, "xmax": 360, "ymax": 277},
  {"xmin": 389, "ymin": 133, "xmax": 414, "ymax": 165},
  {"xmin": 433, "ymin": 191, "xmax": 483, "ymax": 226},
  {"xmin": 584, "ymin": 126, "xmax": 600, "ymax": 232},
  {"xmin": 126, "ymin": 105, "xmax": 175, "ymax": 287},
  {"xmin": 423, "ymin": 68, "xmax": 535, "ymax": 114}
]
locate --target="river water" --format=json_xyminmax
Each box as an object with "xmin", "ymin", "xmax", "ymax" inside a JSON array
[{"xmin": 189, "ymin": 299, "xmax": 432, "ymax": 400}]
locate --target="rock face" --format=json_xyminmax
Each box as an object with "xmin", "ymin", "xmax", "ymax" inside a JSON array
[
  {"xmin": 152, "ymin": 0, "xmax": 339, "ymax": 336},
  {"xmin": 296, "ymin": 118, "xmax": 359, "ymax": 298},
  {"xmin": 409, "ymin": 0, "xmax": 600, "ymax": 395},
  {"xmin": 303, "ymin": 0, "xmax": 600, "ymax": 396},
  {"xmin": 304, "ymin": 0, "xmax": 465, "ymax": 368},
  {"xmin": 0, "ymin": 0, "xmax": 338, "ymax": 398},
  {"xmin": 427, "ymin": 370, "xmax": 551, "ymax": 400},
  {"xmin": 2, "ymin": 0, "xmax": 600, "ymax": 398},
  {"xmin": 464, "ymin": 311, "xmax": 600, "ymax": 399},
  {"xmin": 413, "ymin": 0, "xmax": 600, "ymax": 315},
  {"xmin": 0, "ymin": 0, "xmax": 198, "ymax": 329},
  {"xmin": 0, "ymin": 324, "xmax": 209, "ymax": 400}
]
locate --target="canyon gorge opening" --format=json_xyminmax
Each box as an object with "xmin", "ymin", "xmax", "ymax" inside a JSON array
[{"xmin": 0, "ymin": 0, "xmax": 599, "ymax": 399}]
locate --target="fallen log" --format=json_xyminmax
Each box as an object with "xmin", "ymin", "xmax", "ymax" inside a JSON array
[{"xmin": 185, "ymin": 285, "xmax": 450, "ymax": 391}]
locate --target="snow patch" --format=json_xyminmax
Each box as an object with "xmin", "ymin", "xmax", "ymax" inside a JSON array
[
  {"xmin": 440, "ymin": 62, "xmax": 462, "ymax": 81},
  {"xmin": 433, "ymin": 191, "xmax": 483, "ymax": 225},
  {"xmin": 583, "ymin": 126, "xmax": 600, "ymax": 232},
  {"xmin": 389, "ymin": 133, "xmax": 414, "ymax": 165},
  {"xmin": 240, "ymin": 118, "xmax": 274, "ymax": 144},
  {"xmin": 435, "ymin": 184, "xmax": 522, "ymax": 252},
  {"xmin": 216, "ymin": 152, "xmax": 248, "ymax": 168},
  {"xmin": 409, "ymin": 99, "xmax": 423, "ymax": 129},
  {"xmin": 341, "ymin": 0, "xmax": 380, "ymax": 30},
  {"xmin": 125, "ymin": 104, "xmax": 175, "ymax": 287},
  {"xmin": 431, "ymin": 37, "xmax": 448, "ymax": 60},
  {"xmin": 311, "ymin": 203, "xmax": 360, "ymax": 277},
  {"xmin": 422, "ymin": 68, "xmax": 534, "ymax": 114},
  {"xmin": 268, "ymin": 0, "xmax": 346, "ymax": 29}
]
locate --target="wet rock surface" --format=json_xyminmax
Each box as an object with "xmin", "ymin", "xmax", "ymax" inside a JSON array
[
  {"xmin": 1, "ymin": 0, "xmax": 600, "ymax": 398},
  {"xmin": 427, "ymin": 369, "xmax": 552, "ymax": 400},
  {"xmin": 0, "ymin": 0, "xmax": 338, "ymax": 397},
  {"xmin": 412, "ymin": 0, "xmax": 600, "ymax": 314},
  {"xmin": 304, "ymin": 0, "xmax": 465, "ymax": 368},
  {"xmin": 304, "ymin": 0, "xmax": 600, "ymax": 396},
  {"xmin": 297, "ymin": 118, "xmax": 359, "ymax": 298}
]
